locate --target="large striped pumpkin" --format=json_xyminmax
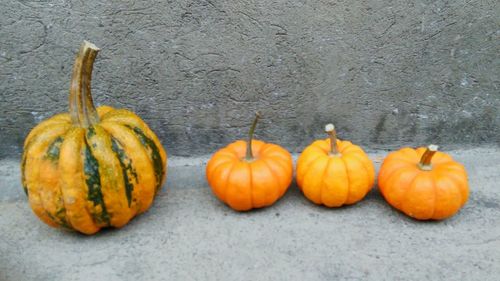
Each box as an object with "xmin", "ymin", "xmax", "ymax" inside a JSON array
[{"xmin": 21, "ymin": 41, "xmax": 167, "ymax": 234}]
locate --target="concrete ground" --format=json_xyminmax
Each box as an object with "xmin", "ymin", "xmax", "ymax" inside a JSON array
[{"xmin": 1, "ymin": 147, "xmax": 499, "ymax": 281}]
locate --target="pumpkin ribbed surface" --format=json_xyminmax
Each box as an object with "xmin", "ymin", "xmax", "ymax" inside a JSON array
[
  {"xmin": 206, "ymin": 139, "xmax": 293, "ymax": 211},
  {"xmin": 378, "ymin": 146, "xmax": 468, "ymax": 220},
  {"xmin": 21, "ymin": 106, "xmax": 167, "ymax": 234},
  {"xmin": 296, "ymin": 138, "xmax": 375, "ymax": 207}
]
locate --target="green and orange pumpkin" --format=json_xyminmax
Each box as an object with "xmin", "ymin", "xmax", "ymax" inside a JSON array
[{"xmin": 21, "ymin": 41, "xmax": 167, "ymax": 234}]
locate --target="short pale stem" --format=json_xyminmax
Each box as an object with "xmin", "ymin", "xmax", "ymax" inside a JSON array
[
  {"xmin": 69, "ymin": 41, "xmax": 100, "ymax": 128},
  {"xmin": 245, "ymin": 112, "xmax": 261, "ymax": 161},
  {"xmin": 325, "ymin": 124, "xmax": 339, "ymax": 155},
  {"xmin": 419, "ymin": 144, "xmax": 439, "ymax": 171}
]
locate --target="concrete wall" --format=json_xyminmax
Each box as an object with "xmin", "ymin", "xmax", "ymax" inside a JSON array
[{"xmin": 1, "ymin": 0, "xmax": 498, "ymax": 158}]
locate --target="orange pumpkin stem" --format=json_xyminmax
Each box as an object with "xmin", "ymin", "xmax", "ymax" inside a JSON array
[
  {"xmin": 325, "ymin": 124, "xmax": 339, "ymax": 155},
  {"xmin": 418, "ymin": 144, "xmax": 439, "ymax": 171},
  {"xmin": 69, "ymin": 41, "xmax": 100, "ymax": 128},
  {"xmin": 245, "ymin": 112, "xmax": 261, "ymax": 161}
]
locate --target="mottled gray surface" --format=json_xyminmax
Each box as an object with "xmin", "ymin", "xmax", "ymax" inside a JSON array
[
  {"xmin": 1, "ymin": 148, "xmax": 500, "ymax": 281},
  {"xmin": 1, "ymin": 0, "xmax": 499, "ymax": 159}
]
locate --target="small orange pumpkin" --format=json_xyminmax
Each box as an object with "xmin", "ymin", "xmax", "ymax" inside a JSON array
[
  {"xmin": 378, "ymin": 145, "xmax": 469, "ymax": 220},
  {"xmin": 206, "ymin": 113, "xmax": 293, "ymax": 211},
  {"xmin": 296, "ymin": 124, "xmax": 375, "ymax": 207}
]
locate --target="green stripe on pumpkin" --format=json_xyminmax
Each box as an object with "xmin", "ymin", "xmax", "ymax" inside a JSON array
[
  {"xmin": 46, "ymin": 210, "xmax": 71, "ymax": 230},
  {"xmin": 21, "ymin": 133, "xmax": 38, "ymax": 195},
  {"xmin": 43, "ymin": 136, "xmax": 71, "ymax": 229},
  {"xmin": 45, "ymin": 136, "xmax": 64, "ymax": 161},
  {"xmin": 111, "ymin": 138, "xmax": 138, "ymax": 207},
  {"xmin": 21, "ymin": 135, "xmax": 37, "ymax": 196},
  {"xmin": 126, "ymin": 126, "xmax": 164, "ymax": 193},
  {"xmin": 83, "ymin": 129, "xmax": 110, "ymax": 226},
  {"xmin": 21, "ymin": 154, "xmax": 28, "ymax": 196}
]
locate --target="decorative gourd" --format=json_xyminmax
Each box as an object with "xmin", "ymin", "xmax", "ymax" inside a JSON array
[
  {"xmin": 21, "ymin": 41, "xmax": 167, "ymax": 234},
  {"xmin": 296, "ymin": 124, "xmax": 375, "ymax": 207},
  {"xmin": 378, "ymin": 145, "xmax": 468, "ymax": 220},
  {"xmin": 206, "ymin": 112, "xmax": 293, "ymax": 211}
]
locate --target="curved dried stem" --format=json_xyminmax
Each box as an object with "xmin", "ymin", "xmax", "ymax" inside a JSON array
[
  {"xmin": 245, "ymin": 112, "xmax": 261, "ymax": 161},
  {"xmin": 69, "ymin": 41, "xmax": 100, "ymax": 127}
]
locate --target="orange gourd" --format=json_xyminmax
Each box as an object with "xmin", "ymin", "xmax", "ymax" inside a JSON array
[
  {"xmin": 206, "ymin": 113, "xmax": 293, "ymax": 211},
  {"xmin": 21, "ymin": 41, "xmax": 167, "ymax": 234},
  {"xmin": 296, "ymin": 124, "xmax": 375, "ymax": 207},
  {"xmin": 378, "ymin": 145, "xmax": 469, "ymax": 220}
]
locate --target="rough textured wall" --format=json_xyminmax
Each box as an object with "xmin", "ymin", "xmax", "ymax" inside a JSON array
[{"xmin": 1, "ymin": 0, "xmax": 499, "ymax": 158}]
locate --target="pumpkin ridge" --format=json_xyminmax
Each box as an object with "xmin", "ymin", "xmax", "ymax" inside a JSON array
[
  {"xmin": 435, "ymin": 168, "xmax": 468, "ymax": 206},
  {"xmin": 346, "ymin": 151, "xmax": 375, "ymax": 184},
  {"xmin": 340, "ymin": 156, "xmax": 354, "ymax": 205},
  {"xmin": 433, "ymin": 175, "xmax": 462, "ymax": 219},
  {"xmin": 428, "ymin": 152, "xmax": 454, "ymax": 164},
  {"xmin": 311, "ymin": 141, "xmax": 329, "ymax": 154},
  {"xmin": 258, "ymin": 142, "xmax": 279, "ymax": 155},
  {"xmin": 434, "ymin": 162, "xmax": 466, "ymax": 173},
  {"xmin": 101, "ymin": 111, "xmax": 167, "ymax": 186},
  {"xmin": 21, "ymin": 155, "xmax": 28, "ymax": 195},
  {"xmin": 23, "ymin": 114, "xmax": 71, "ymax": 148},
  {"xmin": 255, "ymin": 141, "xmax": 270, "ymax": 155},
  {"xmin": 248, "ymin": 163, "xmax": 254, "ymax": 208},
  {"xmin": 83, "ymin": 135, "xmax": 111, "ymax": 226},
  {"xmin": 401, "ymin": 147, "xmax": 420, "ymax": 159},
  {"xmin": 88, "ymin": 125, "xmax": 136, "ymax": 227},
  {"xmin": 297, "ymin": 154, "xmax": 323, "ymax": 188},
  {"xmin": 338, "ymin": 142, "xmax": 360, "ymax": 154},
  {"xmin": 96, "ymin": 106, "xmax": 115, "ymax": 118},
  {"xmin": 45, "ymin": 210, "xmax": 71, "ymax": 230},
  {"xmin": 224, "ymin": 141, "xmax": 243, "ymax": 156},
  {"xmin": 346, "ymin": 152, "xmax": 371, "ymax": 173},
  {"xmin": 265, "ymin": 154, "xmax": 291, "ymax": 174},
  {"xmin": 99, "ymin": 122, "xmax": 157, "ymax": 215},
  {"xmin": 383, "ymin": 166, "xmax": 419, "ymax": 208},
  {"xmin": 299, "ymin": 157, "xmax": 317, "ymax": 191},
  {"xmin": 58, "ymin": 128, "xmax": 100, "ymax": 234},
  {"xmin": 401, "ymin": 173, "xmax": 430, "ymax": 218},
  {"xmin": 437, "ymin": 172, "xmax": 465, "ymax": 219},
  {"xmin": 429, "ymin": 173, "xmax": 438, "ymax": 219},
  {"xmin": 214, "ymin": 161, "xmax": 234, "ymax": 200},
  {"xmin": 302, "ymin": 156, "xmax": 329, "ymax": 203},
  {"xmin": 23, "ymin": 124, "xmax": 72, "ymax": 227},
  {"xmin": 222, "ymin": 162, "xmax": 237, "ymax": 203},
  {"xmin": 268, "ymin": 153, "xmax": 293, "ymax": 191},
  {"xmin": 210, "ymin": 149, "xmax": 237, "ymax": 165},
  {"xmin": 42, "ymin": 135, "xmax": 72, "ymax": 228},
  {"xmin": 111, "ymin": 137, "xmax": 137, "ymax": 208},
  {"xmin": 22, "ymin": 123, "xmax": 72, "ymax": 195},
  {"xmin": 126, "ymin": 125, "xmax": 164, "ymax": 193},
  {"xmin": 45, "ymin": 137, "xmax": 64, "ymax": 162},
  {"xmin": 380, "ymin": 159, "xmax": 413, "ymax": 185},
  {"xmin": 208, "ymin": 160, "xmax": 234, "ymax": 202},
  {"xmin": 319, "ymin": 156, "xmax": 332, "ymax": 205},
  {"xmin": 34, "ymin": 159, "xmax": 62, "ymax": 228},
  {"xmin": 259, "ymin": 158, "xmax": 282, "ymax": 196},
  {"xmin": 261, "ymin": 147, "xmax": 291, "ymax": 163}
]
